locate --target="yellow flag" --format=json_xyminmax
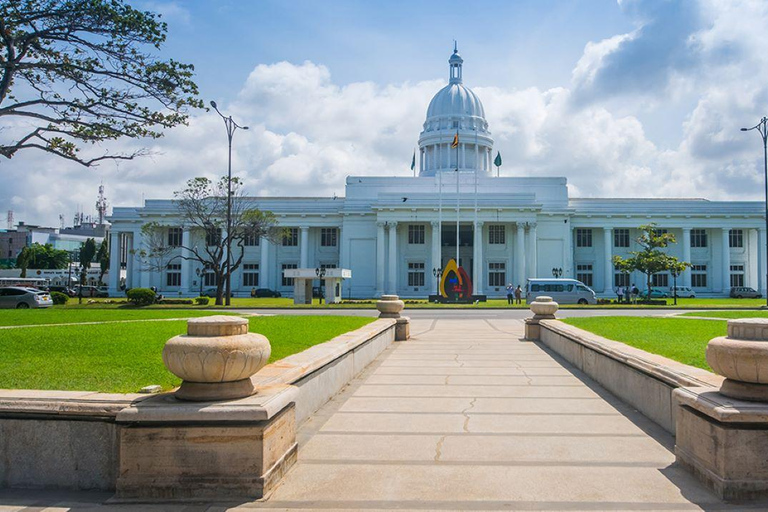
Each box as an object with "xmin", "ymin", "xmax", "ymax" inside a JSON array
[{"xmin": 451, "ymin": 131, "xmax": 459, "ymax": 148}]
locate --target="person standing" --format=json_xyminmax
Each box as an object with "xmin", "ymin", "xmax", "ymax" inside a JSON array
[
  {"xmin": 630, "ymin": 284, "xmax": 639, "ymax": 304},
  {"xmin": 617, "ymin": 285, "xmax": 624, "ymax": 304},
  {"xmin": 506, "ymin": 283, "xmax": 514, "ymax": 305},
  {"xmin": 514, "ymin": 285, "xmax": 522, "ymax": 305}
]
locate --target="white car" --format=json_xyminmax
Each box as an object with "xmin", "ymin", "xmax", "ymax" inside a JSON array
[
  {"xmin": 670, "ymin": 286, "xmax": 696, "ymax": 298},
  {"xmin": 0, "ymin": 287, "xmax": 54, "ymax": 309}
]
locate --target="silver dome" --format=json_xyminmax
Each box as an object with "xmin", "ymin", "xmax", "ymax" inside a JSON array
[{"xmin": 425, "ymin": 82, "xmax": 486, "ymax": 121}]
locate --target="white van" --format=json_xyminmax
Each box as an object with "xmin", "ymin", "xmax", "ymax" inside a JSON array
[
  {"xmin": 526, "ymin": 278, "xmax": 597, "ymax": 305},
  {"xmin": 669, "ymin": 286, "xmax": 695, "ymax": 298}
]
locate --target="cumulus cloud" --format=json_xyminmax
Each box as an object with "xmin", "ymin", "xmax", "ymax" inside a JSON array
[{"xmin": 2, "ymin": 0, "xmax": 768, "ymax": 226}]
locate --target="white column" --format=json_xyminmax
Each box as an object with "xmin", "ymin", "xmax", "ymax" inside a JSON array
[
  {"xmin": 388, "ymin": 222, "xmax": 398, "ymax": 294},
  {"xmin": 180, "ymin": 227, "xmax": 191, "ymax": 295},
  {"xmin": 722, "ymin": 228, "xmax": 731, "ymax": 294},
  {"xmin": 473, "ymin": 221, "xmax": 483, "ymax": 295},
  {"xmin": 682, "ymin": 227, "xmax": 692, "ymax": 287},
  {"xmin": 376, "ymin": 222, "xmax": 386, "ymax": 296},
  {"xmin": 515, "ymin": 222, "xmax": 526, "ymax": 287},
  {"xmin": 604, "ymin": 227, "xmax": 613, "ymax": 293},
  {"xmin": 431, "ymin": 220, "xmax": 441, "ymax": 295},
  {"xmin": 300, "ymin": 226, "xmax": 309, "ymax": 268},
  {"xmin": 108, "ymin": 230, "xmax": 121, "ymax": 295},
  {"xmin": 137, "ymin": 229, "xmax": 150, "ymax": 288},
  {"xmin": 529, "ymin": 222, "xmax": 538, "ymax": 279},
  {"xmin": 260, "ymin": 237, "xmax": 270, "ymax": 289},
  {"xmin": 760, "ymin": 228, "xmax": 767, "ymax": 297},
  {"xmin": 126, "ymin": 233, "xmax": 135, "ymax": 289}
]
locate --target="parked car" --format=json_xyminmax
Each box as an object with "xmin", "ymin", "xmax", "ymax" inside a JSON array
[
  {"xmin": 49, "ymin": 285, "xmax": 76, "ymax": 297},
  {"xmin": 640, "ymin": 288, "xmax": 668, "ymax": 299},
  {"xmin": 526, "ymin": 278, "xmax": 597, "ymax": 305},
  {"xmin": 251, "ymin": 288, "xmax": 282, "ymax": 298},
  {"xmin": 202, "ymin": 287, "xmax": 218, "ymax": 298},
  {"xmin": 730, "ymin": 286, "xmax": 762, "ymax": 299},
  {"xmin": 73, "ymin": 285, "xmax": 108, "ymax": 298},
  {"xmin": 0, "ymin": 287, "xmax": 53, "ymax": 309},
  {"xmin": 669, "ymin": 286, "xmax": 696, "ymax": 298}
]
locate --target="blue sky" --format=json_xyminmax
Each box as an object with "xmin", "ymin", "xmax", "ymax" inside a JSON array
[{"xmin": 3, "ymin": 0, "xmax": 768, "ymax": 225}]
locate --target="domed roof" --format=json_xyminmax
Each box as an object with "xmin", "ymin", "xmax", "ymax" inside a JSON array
[{"xmin": 426, "ymin": 82, "xmax": 485, "ymax": 120}]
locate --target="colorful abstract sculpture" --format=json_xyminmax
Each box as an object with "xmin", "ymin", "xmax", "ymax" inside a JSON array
[{"xmin": 440, "ymin": 258, "xmax": 473, "ymax": 301}]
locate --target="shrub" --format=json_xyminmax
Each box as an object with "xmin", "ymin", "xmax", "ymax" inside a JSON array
[
  {"xmin": 127, "ymin": 288, "xmax": 156, "ymax": 306},
  {"xmin": 194, "ymin": 296, "xmax": 210, "ymax": 306},
  {"xmin": 50, "ymin": 291, "xmax": 69, "ymax": 305},
  {"xmin": 157, "ymin": 299, "xmax": 194, "ymax": 305}
]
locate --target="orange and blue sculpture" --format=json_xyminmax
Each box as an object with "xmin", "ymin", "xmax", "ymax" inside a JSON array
[{"xmin": 439, "ymin": 258, "xmax": 473, "ymax": 301}]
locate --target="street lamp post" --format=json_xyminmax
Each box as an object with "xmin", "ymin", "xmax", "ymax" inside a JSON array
[
  {"xmin": 432, "ymin": 267, "xmax": 442, "ymax": 301},
  {"xmin": 552, "ymin": 267, "xmax": 563, "ymax": 278},
  {"xmin": 210, "ymin": 100, "xmax": 248, "ymax": 306},
  {"xmin": 741, "ymin": 117, "xmax": 768, "ymax": 307},
  {"xmin": 315, "ymin": 267, "xmax": 327, "ymax": 304}
]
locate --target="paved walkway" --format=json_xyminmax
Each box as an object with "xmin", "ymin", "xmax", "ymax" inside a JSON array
[{"xmin": 1, "ymin": 317, "xmax": 764, "ymax": 511}]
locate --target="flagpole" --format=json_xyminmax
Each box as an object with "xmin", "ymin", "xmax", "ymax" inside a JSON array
[{"xmin": 455, "ymin": 130, "xmax": 460, "ymax": 266}]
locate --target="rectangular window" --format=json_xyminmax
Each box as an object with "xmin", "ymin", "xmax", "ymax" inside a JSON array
[
  {"xmin": 730, "ymin": 264, "xmax": 745, "ymax": 288},
  {"xmin": 407, "ymin": 262, "xmax": 425, "ymax": 287},
  {"xmin": 205, "ymin": 228, "xmax": 222, "ymax": 247},
  {"xmin": 282, "ymin": 228, "xmax": 298, "ymax": 247},
  {"xmin": 166, "ymin": 263, "xmax": 181, "ymax": 287},
  {"xmin": 691, "ymin": 229, "xmax": 708, "ymax": 248},
  {"xmin": 488, "ymin": 262, "xmax": 506, "ymax": 287},
  {"xmin": 243, "ymin": 263, "xmax": 259, "ymax": 287},
  {"xmin": 321, "ymin": 228, "xmax": 338, "ymax": 247},
  {"xmin": 575, "ymin": 229, "xmax": 592, "ymax": 248},
  {"xmin": 614, "ymin": 229, "xmax": 630, "ymax": 248},
  {"xmin": 576, "ymin": 263, "xmax": 593, "ymax": 286},
  {"xmin": 614, "ymin": 272, "xmax": 630, "ymax": 287},
  {"xmin": 652, "ymin": 228, "xmax": 668, "ymax": 237},
  {"xmin": 203, "ymin": 271, "xmax": 217, "ymax": 287},
  {"xmin": 729, "ymin": 229, "xmax": 744, "ymax": 248},
  {"xmin": 408, "ymin": 225, "xmax": 425, "ymax": 245},
  {"xmin": 692, "ymin": 264, "xmax": 707, "ymax": 288},
  {"xmin": 320, "ymin": 263, "xmax": 337, "ymax": 270},
  {"xmin": 244, "ymin": 233, "xmax": 260, "ymax": 246},
  {"xmin": 652, "ymin": 273, "xmax": 669, "ymax": 287},
  {"xmin": 488, "ymin": 225, "xmax": 505, "ymax": 245},
  {"xmin": 282, "ymin": 263, "xmax": 297, "ymax": 286},
  {"xmin": 167, "ymin": 227, "xmax": 182, "ymax": 247}
]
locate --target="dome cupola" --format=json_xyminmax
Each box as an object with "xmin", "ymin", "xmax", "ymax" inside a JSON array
[{"xmin": 417, "ymin": 45, "xmax": 494, "ymax": 177}]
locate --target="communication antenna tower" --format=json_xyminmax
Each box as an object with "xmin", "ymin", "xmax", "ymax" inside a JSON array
[
  {"xmin": 96, "ymin": 183, "xmax": 108, "ymax": 224},
  {"xmin": 59, "ymin": 214, "xmax": 65, "ymax": 230},
  {"xmin": 6, "ymin": 210, "xmax": 13, "ymax": 229}
]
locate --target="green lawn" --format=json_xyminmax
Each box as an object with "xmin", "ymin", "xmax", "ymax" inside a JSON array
[
  {"xmin": 679, "ymin": 310, "xmax": 768, "ymax": 319},
  {"xmin": 0, "ymin": 315, "xmax": 374, "ymax": 393},
  {"xmin": 0, "ymin": 309, "xmax": 222, "ymax": 326},
  {"xmin": 561, "ymin": 317, "xmax": 726, "ymax": 371},
  {"xmin": 59, "ymin": 296, "xmax": 767, "ymax": 309}
]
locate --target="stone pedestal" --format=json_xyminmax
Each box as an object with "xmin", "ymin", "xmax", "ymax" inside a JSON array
[
  {"xmin": 524, "ymin": 296, "xmax": 558, "ymax": 341},
  {"xmin": 114, "ymin": 385, "xmax": 298, "ymax": 501},
  {"xmin": 674, "ymin": 318, "xmax": 768, "ymax": 500},
  {"xmin": 377, "ymin": 294, "xmax": 409, "ymax": 341},
  {"xmin": 674, "ymin": 387, "xmax": 768, "ymax": 501}
]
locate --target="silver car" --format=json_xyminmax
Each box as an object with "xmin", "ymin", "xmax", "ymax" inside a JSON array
[{"xmin": 0, "ymin": 287, "xmax": 54, "ymax": 309}]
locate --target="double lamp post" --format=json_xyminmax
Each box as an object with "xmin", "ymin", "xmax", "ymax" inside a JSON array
[{"xmin": 741, "ymin": 117, "xmax": 768, "ymax": 308}]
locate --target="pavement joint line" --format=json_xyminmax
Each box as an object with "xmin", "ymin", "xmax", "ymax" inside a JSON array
[
  {"xmin": 297, "ymin": 459, "xmax": 672, "ymax": 468},
  {"xmin": 357, "ymin": 383, "xmax": 584, "ymax": 387},
  {"xmin": 245, "ymin": 500, "xmax": 718, "ymax": 510},
  {"xmin": 331, "ymin": 411, "xmax": 621, "ymax": 416},
  {"xmin": 315, "ymin": 431, "xmax": 646, "ymax": 437}
]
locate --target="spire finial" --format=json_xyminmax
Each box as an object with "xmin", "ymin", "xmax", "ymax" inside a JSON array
[{"xmin": 454, "ymin": 40, "xmax": 457, "ymax": 54}]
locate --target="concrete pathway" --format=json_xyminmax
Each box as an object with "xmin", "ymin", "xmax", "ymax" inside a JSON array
[{"xmin": 1, "ymin": 317, "xmax": 764, "ymax": 511}]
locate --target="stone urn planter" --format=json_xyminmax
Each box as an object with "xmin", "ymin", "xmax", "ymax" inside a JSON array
[
  {"xmin": 706, "ymin": 318, "xmax": 768, "ymax": 401},
  {"xmin": 525, "ymin": 296, "xmax": 559, "ymax": 341},
  {"xmin": 377, "ymin": 294, "xmax": 404, "ymax": 318},
  {"xmin": 162, "ymin": 315, "xmax": 271, "ymax": 401}
]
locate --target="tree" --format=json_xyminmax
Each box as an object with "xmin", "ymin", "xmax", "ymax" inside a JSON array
[
  {"xmin": 139, "ymin": 177, "xmax": 282, "ymax": 305},
  {"xmin": 612, "ymin": 224, "xmax": 688, "ymax": 302},
  {"xmin": 0, "ymin": 0, "xmax": 202, "ymax": 166},
  {"xmin": 77, "ymin": 237, "xmax": 96, "ymax": 303},
  {"xmin": 96, "ymin": 238, "xmax": 109, "ymax": 285},
  {"xmin": 14, "ymin": 242, "xmax": 69, "ymax": 272},
  {"xmin": 668, "ymin": 259, "xmax": 691, "ymax": 306}
]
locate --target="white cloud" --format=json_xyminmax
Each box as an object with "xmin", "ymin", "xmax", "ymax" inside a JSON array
[{"xmin": 3, "ymin": 0, "xmax": 768, "ymax": 226}]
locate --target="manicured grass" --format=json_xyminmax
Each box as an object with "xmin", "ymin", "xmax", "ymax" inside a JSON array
[
  {"xmin": 679, "ymin": 311, "xmax": 768, "ymax": 319},
  {"xmin": 0, "ymin": 309, "xmax": 221, "ymax": 326},
  {"xmin": 0, "ymin": 315, "xmax": 374, "ymax": 393},
  {"xmin": 60, "ymin": 296, "xmax": 767, "ymax": 309},
  {"xmin": 561, "ymin": 316, "xmax": 726, "ymax": 371}
]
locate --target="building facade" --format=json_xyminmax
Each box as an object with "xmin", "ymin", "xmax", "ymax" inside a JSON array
[{"xmin": 107, "ymin": 49, "xmax": 767, "ymax": 298}]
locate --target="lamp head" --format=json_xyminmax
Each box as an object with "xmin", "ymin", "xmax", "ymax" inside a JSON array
[
  {"xmin": 210, "ymin": 100, "xmax": 217, "ymax": 109},
  {"xmin": 741, "ymin": 128, "xmax": 749, "ymax": 131}
]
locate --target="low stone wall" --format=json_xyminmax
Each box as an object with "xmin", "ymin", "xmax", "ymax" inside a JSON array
[
  {"xmin": 538, "ymin": 319, "xmax": 722, "ymax": 434},
  {"xmin": 0, "ymin": 318, "xmax": 396, "ymax": 492}
]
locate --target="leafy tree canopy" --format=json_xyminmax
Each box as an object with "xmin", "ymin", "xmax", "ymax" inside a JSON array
[
  {"xmin": 0, "ymin": 0, "xmax": 202, "ymax": 166},
  {"xmin": 15, "ymin": 242, "xmax": 69, "ymax": 271}
]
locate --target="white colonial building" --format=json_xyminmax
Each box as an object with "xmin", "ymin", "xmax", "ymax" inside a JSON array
[{"xmin": 108, "ymin": 48, "xmax": 767, "ymax": 299}]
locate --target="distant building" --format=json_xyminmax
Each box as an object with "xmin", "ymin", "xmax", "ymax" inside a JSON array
[{"xmin": 108, "ymin": 48, "xmax": 766, "ymax": 298}]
